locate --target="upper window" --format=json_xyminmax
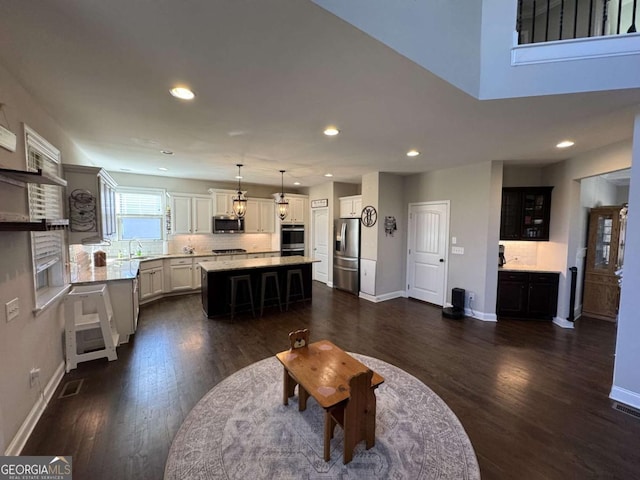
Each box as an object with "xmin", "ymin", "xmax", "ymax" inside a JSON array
[
  {"xmin": 25, "ymin": 125, "xmax": 66, "ymax": 310},
  {"xmin": 116, "ymin": 188, "xmax": 165, "ymax": 240}
]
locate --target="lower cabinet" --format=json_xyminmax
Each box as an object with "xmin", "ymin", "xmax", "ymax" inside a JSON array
[
  {"xmin": 139, "ymin": 259, "xmax": 164, "ymax": 301},
  {"xmin": 108, "ymin": 278, "xmax": 139, "ymax": 343},
  {"xmin": 497, "ymin": 270, "xmax": 559, "ymax": 320}
]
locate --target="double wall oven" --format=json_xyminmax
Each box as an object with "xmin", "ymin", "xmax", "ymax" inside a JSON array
[{"xmin": 281, "ymin": 224, "xmax": 305, "ymax": 256}]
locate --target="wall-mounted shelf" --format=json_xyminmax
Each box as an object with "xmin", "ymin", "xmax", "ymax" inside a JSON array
[
  {"xmin": 0, "ymin": 218, "xmax": 69, "ymax": 232},
  {"xmin": 0, "ymin": 167, "xmax": 67, "ymax": 187},
  {"xmin": 0, "ymin": 167, "xmax": 69, "ymax": 231}
]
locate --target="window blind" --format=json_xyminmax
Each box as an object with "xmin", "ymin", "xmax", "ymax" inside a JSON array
[
  {"xmin": 117, "ymin": 190, "xmax": 163, "ymax": 216},
  {"xmin": 33, "ymin": 230, "xmax": 63, "ymax": 273}
]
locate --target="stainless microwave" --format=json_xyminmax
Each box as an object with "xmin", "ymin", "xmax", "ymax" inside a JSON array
[{"xmin": 212, "ymin": 215, "xmax": 244, "ymax": 233}]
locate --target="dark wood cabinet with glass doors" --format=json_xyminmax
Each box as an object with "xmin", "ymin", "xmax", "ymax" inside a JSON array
[{"xmin": 500, "ymin": 187, "xmax": 553, "ymax": 241}]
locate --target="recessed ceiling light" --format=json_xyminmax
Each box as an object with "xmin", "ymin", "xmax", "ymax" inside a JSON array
[
  {"xmin": 324, "ymin": 127, "xmax": 339, "ymax": 136},
  {"xmin": 161, "ymin": 150, "xmax": 174, "ymax": 155},
  {"xmin": 235, "ymin": 175, "xmax": 243, "ymax": 179},
  {"xmin": 293, "ymin": 181, "xmax": 301, "ymax": 186},
  {"xmin": 324, "ymin": 173, "xmax": 333, "ymax": 177},
  {"xmin": 406, "ymin": 149, "xmax": 420, "ymax": 157},
  {"xmin": 556, "ymin": 140, "xmax": 575, "ymax": 149},
  {"xmin": 169, "ymin": 86, "xmax": 195, "ymax": 100},
  {"xmin": 158, "ymin": 167, "xmax": 169, "ymax": 171}
]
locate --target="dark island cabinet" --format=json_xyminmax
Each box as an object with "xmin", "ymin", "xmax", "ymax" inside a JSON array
[
  {"xmin": 497, "ymin": 270, "xmax": 559, "ymax": 320},
  {"xmin": 500, "ymin": 187, "xmax": 553, "ymax": 241}
]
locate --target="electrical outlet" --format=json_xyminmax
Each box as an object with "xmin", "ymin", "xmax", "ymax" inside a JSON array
[
  {"xmin": 6, "ymin": 297, "xmax": 19, "ymax": 322},
  {"xmin": 29, "ymin": 367, "xmax": 40, "ymax": 387},
  {"xmin": 468, "ymin": 291, "xmax": 475, "ymax": 302}
]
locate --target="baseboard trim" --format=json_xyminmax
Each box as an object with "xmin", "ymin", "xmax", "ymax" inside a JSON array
[
  {"xmin": 358, "ymin": 290, "xmax": 405, "ymax": 303},
  {"xmin": 553, "ymin": 317, "xmax": 575, "ymax": 329},
  {"xmin": 326, "ymin": 281, "xmax": 333, "ymax": 288},
  {"xmin": 5, "ymin": 361, "xmax": 65, "ymax": 456},
  {"xmin": 610, "ymin": 386, "xmax": 640, "ymax": 411},
  {"xmin": 465, "ymin": 309, "xmax": 497, "ymax": 322}
]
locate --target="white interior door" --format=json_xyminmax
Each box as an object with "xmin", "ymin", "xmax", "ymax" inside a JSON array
[
  {"xmin": 312, "ymin": 207, "xmax": 329, "ymax": 284},
  {"xmin": 406, "ymin": 202, "xmax": 449, "ymax": 305}
]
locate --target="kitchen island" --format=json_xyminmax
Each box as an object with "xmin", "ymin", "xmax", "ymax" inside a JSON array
[{"xmin": 199, "ymin": 256, "xmax": 318, "ymax": 318}]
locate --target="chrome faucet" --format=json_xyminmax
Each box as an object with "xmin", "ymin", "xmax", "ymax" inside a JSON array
[{"xmin": 128, "ymin": 239, "xmax": 142, "ymax": 258}]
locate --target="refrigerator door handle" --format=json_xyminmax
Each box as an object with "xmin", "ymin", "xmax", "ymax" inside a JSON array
[{"xmin": 341, "ymin": 222, "xmax": 347, "ymax": 253}]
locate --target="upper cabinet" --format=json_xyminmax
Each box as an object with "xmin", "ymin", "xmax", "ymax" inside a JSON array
[
  {"xmin": 210, "ymin": 189, "xmax": 237, "ymax": 216},
  {"xmin": 244, "ymin": 198, "xmax": 275, "ymax": 233},
  {"xmin": 500, "ymin": 187, "xmax": 553, "ymax": 241},
  {"xmin": 339, "ymin": 195, "xmax": 362, "ymax": 218},
  {"xmin": 170, "ymin": 193, "xmax": 212, "ymax": 234},
  {"xmin": 64, "ymin": 165, "xmax": 117, "ymax": 244},
  {"xmin": 279, "ymin": 194, "xmax": 308, "ymax": 224}
]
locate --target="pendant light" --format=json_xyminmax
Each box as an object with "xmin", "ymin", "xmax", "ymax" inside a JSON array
[
  {"xmin": 277, "ymin": 170, "xmax": 289, "ymax": 221},
  {"xmin": 232, "ymin": 164, "xmax": 247, "ymax": 218}
]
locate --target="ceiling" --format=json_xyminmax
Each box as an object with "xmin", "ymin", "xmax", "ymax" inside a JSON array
[{"xmin": 0, "ymin": 1, "xmax": 639, "ymax": 189}]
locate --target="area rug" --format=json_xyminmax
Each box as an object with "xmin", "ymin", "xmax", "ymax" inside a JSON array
[{"xmin": 164, "ymin": 353, "xmax": 480, "ymax": 479}]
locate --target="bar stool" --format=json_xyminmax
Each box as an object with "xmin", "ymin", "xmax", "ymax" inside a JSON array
[
  {"xmin": 260, "ymin": 271, "xmax": 282, "ymax": 316},
  {"xmin": 230, "ymin": 274, "xmax": 255, "ymax": 319},
  {"xmin": 64, "ymin": 284, "xmax": 120, "ymax": 372},
  {"xmin": 285, "ymin": 269, "xmax": 305, "ymax": 311}
]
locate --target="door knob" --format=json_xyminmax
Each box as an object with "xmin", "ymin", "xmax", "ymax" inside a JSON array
[{"xmin": 439, "ymin": 259, "xmax": 444, "ymax": 262}]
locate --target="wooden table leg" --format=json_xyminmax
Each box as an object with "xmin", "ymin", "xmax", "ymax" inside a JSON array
[
  {"xmin": 283, "ymin": 368, "xmax": 295, "ymax": 405},
  {"xmin": 298, "ymin": 385, "xmax": 309, "ymax": 411},
  {"xmin": 365, "ymin": 390, "xmax": 377, "ymax": 449}
]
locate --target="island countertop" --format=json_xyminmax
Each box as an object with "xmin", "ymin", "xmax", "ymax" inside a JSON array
[{"xmin": 199, "ymin": 256, "xmax": 318, "ymax": 273}]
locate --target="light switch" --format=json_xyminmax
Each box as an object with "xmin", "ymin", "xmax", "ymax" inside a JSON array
[
  {"xmin": 6, "ymin": 297, "xmax": 19, "ymax": 322},
  {"xmin": 451, "ymin": 246, "xmax": 464, "ymax": 255}
]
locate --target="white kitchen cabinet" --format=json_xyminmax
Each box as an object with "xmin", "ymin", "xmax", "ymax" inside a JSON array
[
  {"xmin": 194, "ymin": 256, "xmax": 216, "ymax": 288},
  {"xmin": 278, "ymin": 194, "xmax": 308, "ymax": 224},
  {"xmin": 139, "ymin": 259, "xmax": 164, "ymax": 301},
  {"xmin": 170, "ymin": 193, "xmax": 212, "ymax": 234},
  {"xmin": 169, "ymin": 257, "xmax": 194, "ymax": 291},
  {"xmin": 209, "ymin": 189, "xmax": 238, "ymax": 215},
  {"xmin": 245, "ymin": 199, "xmax": 275, "ymax": 233},
  {"xmin": 339, "ymin": 195, "xmax": 362, "ymax": 218},
  {"xmin": 247, "ymin": 253, "xmax": 264, "ymax": 259},
  {"xmin": 107, "ymin": 278, "xmax": 139, "ymax": 344},
  {"xmin": 265, "ymin": 252, "xmax": 280, "ymax": 258},
  {"xmin": 64, "ymin": 165, "xmax": 117, "ymax": 244}
]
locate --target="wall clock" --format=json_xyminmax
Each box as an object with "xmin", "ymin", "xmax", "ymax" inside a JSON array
[{"xmin": 361, "ymin": 205, "xmax": 378, "ymax": 227}]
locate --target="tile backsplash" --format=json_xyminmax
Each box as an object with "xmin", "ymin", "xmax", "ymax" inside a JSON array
[
  {"xmin": 70, "ymin": 233, "xmax": 278, "ymax": 261},
  {"xmin": 500, "ymin": 241, "xmax": 538, "ymax": 266}
]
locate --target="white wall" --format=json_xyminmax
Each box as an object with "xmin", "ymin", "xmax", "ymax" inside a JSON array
[
  {"xmin": 405, "ymin": 162, "xmax": 494, "ymax": 315},
  {"xmin": 611, "ymin": 113, "xmax": 640, "ymax": 409},
  {"xmin": 540, "ymin": 140, "xmax": 632, "ymax": 323},
  {"xmin": 0, "ymin": 63, "xmax": 93, "ymax": 454},
  {"xmin": 314, "ymin": 0, "xmax": 640, "ymax": 100},
  {"xmin": 375, "ymin": 173, "xmax": 405, "ymax": 296},
  {"xmin": 312, "ymin": 0, "xmax": 483, "ymax": 97},
  {"xmin": 360, "ymin": 172, "xmax": 379, "ymax": 262}
]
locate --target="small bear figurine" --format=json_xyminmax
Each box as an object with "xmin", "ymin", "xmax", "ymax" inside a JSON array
[{"xmin": 289, "ymin": 328, "xmax": 310, "ymax": 350}]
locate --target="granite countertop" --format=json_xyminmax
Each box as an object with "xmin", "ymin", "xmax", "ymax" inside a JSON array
[
  {"xmin": 499, "ymin": 265, "xmax": 562, "ymax": 274},
  {"xmin": 199, "ymin": 256, "xmax": 319, "ymax": 273},
  {"xmin": 71, "ymin": 259, "xmax": 141, "ymax": 284},
  {"xmin": 70, "ymin": 250, "xmax": 283, "ymax": 284}
]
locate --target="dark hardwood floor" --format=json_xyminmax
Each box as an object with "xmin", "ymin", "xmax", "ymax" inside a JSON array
[{"xmin": 23, "ymin": 283, "xmax": 640, "ymax": 479}]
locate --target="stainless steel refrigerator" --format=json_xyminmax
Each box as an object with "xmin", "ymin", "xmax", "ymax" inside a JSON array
[{"xmin": 333, "ymin": 218, "xmax": 360, "ymax": 295}]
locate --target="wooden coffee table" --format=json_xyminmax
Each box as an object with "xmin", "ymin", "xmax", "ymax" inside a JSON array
[{"xmin": 275, "ymin": 340, "xmax": 384, "ymax": 462}]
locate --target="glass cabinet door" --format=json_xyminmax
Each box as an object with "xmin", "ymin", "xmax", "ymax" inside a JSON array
[{"xmin": 593, "ymin": 213, "xmax": 613, "ymax": 269}]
